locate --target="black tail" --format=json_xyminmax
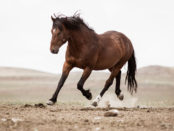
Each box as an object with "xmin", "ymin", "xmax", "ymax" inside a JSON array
[{"xmin": 125, "ymin": 51, "xmax": 137, "ymax": 94}]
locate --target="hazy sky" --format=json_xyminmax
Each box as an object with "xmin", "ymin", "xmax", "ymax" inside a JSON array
[{"xmin": 0, "ymin": 0, "xmax": 174, "ymax": 73}]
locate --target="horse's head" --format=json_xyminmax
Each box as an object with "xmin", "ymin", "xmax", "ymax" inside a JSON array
[{"xmin": 50, "ymin": 16, "xmax": 69, "ymax": 54}]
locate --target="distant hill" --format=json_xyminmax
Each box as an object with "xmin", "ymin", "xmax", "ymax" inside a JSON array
[
  {"xmin": 137, "ymin": 65, "xmax": 174, "ymax": 77},
  {"xmin": 0, "ymin": 65, "xmax": 174, "ymax": 79},
  {"xmin": 0, "ymin": 65, "xmax": 174, "ymax": 107},
  {"xmin": 0, "ymin": 67, "xmax": 55, "ymax": 77}
]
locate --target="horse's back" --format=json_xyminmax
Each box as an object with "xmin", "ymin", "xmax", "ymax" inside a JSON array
[
  {"xmin": 99, "ymin": 30, "xmax": 133, "ymax": 56},
  {"xmin": 94, "ymin": 31, "xmax": 133, "ymax": 70}
]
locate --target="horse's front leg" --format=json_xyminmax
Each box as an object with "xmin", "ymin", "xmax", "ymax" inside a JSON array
[
  {"xmin": 47, "ymin": 62, "xmax": 73, "ymax": 105},
  {"xmin": 77, "ymin": 67, "xmax": 92, "ymax": 100}
]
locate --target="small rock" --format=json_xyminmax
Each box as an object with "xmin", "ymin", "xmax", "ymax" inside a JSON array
[
  {"xmin": 136, "ymin": 122, "xmax": 141, "ymax": 126},
  {"xmin": 33, "ymin": 128, "xmax": 38, "ymax": 131},
  {"xmin": 147, "ymin": 109, "xmax": 150, "ymax": 112},
  {"xmin": 74, "ymin": 125, "xmax": 78, "ymax": 128},
  {"xmin": 1, "ymin": 118, "xmax": 7, "ymax": 122},
  {"xmin": 34, "ymin": 103, "xmax": 46, "ymax": 108},
  {"xmin": 160, "ymin": 124, "xmax": 167, "ymax": 129},
  {"xmin": 24, "ymin": 104, "xmax": 32, "ymax": 108},
  {"xmin": 94, "ymin": 117, "xmax": 101, "ymax": 120},
  {"xmin": 84, "ymin": 119, "xmax": 89, "ymax": 122},
  {"xmin": 96, "ymin": 127, "xmax": 100, "ymax": 131},
  {"xmin": 104, "ymin": 109, "xmax": 119, "ymax": 117},
  {"xmin": 94, "ymin": 122, "xmax": 99, "ymax": 125},
  {"xmin": 11, "ymin": 118, "xmax": 23, "ymax": 123},
  {"xmin": 6, "ymin": 112, "xmax": 9, "ymax": 115}
]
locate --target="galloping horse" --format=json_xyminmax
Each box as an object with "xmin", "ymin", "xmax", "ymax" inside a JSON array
[{"xmin": 47, "ymin": 13, "xmax": 137, "ymax": 106}]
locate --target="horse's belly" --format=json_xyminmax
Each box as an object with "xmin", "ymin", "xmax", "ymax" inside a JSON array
[
  {"xmin": 94, "ymin": 54, "xmax": 121, "ymax": 70},
  {"xmin": 93, "ymin": 62, "xmax": 118, "ymax": 70}
]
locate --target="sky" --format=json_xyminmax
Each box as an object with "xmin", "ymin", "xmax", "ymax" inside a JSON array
[{"xmin": 0, "ymin": 0, "xmax": 174, "ymax": 73}]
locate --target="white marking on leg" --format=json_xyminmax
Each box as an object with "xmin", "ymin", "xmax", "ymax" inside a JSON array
[
  {"xmin": 46, "ymin": 100, "xmax": 55, "ymax": 105},
  {"xmin": 92, "ymin": 95, "xmax": 102, "ymax": 107}
]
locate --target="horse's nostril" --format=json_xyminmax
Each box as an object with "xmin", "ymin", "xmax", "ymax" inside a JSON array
[
  {"xmin": 51, "ymin": 49, "xmax": 54, "ymax": 53},
  {"xmin": 52, "ymin": 50, "xmax": 56, "ymax": 53},
  {"xmin": 51, "ymin": 49, "xmax": 58, "ymax": 54}
]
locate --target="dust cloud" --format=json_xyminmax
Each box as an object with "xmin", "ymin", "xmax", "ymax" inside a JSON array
[{"xmin": 98, "ymin": 93, "xmax": 138, "ymax": 108}]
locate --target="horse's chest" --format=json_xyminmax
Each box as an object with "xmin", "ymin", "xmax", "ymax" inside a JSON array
[
  {"xmin": 66, "ymin": 55, "xmax": 96, "ymax": 69},
  {"xmin": 66, "ymin": 46, "xmax": 99, "ymax": 69}
]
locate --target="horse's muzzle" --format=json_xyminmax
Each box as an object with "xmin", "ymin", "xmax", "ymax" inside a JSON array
[{"xmin": 51, "ymin": 49, "xmax": 59, "ymax": 54}]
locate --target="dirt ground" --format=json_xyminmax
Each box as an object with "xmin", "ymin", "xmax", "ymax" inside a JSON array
[
  {"xmin": 0, "ymin": 104, "xmax": 174, "ymax": 131},
  {"xmin": 0, "ymin": 66, "xmax": 174, "ymax": 130}
]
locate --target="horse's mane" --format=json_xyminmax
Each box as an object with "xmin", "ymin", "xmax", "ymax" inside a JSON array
[{"xmin": 54, "ymin": 13, "xmax": 94, "ymax": 32}]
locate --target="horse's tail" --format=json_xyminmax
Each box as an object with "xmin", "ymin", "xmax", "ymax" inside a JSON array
[{"xmin": 125, "ymin": 51, "xmax": 137, "ymax": 94}]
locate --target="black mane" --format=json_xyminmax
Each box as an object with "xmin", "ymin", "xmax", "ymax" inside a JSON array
[{"xmin": 54, "ymin": 14, "xmax": 94, "ymax": 32}]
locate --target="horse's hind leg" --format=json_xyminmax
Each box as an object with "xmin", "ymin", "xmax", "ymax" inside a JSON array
[
  {"xmin": 77, "ymin": 67, "xmax": 92, "ymax": 100},
  {"xmin": 108, "ymin": 69, "xmax": 123, "ymax": 100},
  {"xmin": 115, "ymin": 70, "xmax": 124, "ymax": 100},
  {"xmin": 92, "ymin": 68, "xmax": 120, "ymax": 107}
]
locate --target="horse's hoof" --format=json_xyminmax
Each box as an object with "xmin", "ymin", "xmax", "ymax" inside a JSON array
[
  {"xmin": 91, "ymin": 101, "xmax": 98, "ymax": 107},
  {"xmin": 85, "ymin": 90, "xmax": 92, "ymax": 100},
  {"xmin": 117, "ymin": 94, "xmax": 124, "ymax": 101},
  {"xmin": 91, "ymin": 95, "xmax": 101, "ymax": 107},
  {"xmin": 46, "ymin": 100, "xmax": 55, "ymax": 105}
]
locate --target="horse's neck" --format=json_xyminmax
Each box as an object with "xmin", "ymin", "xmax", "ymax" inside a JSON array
[
  {"xmin": 68, "ymin": 30, "xmax": 97, "ymax": 51},
  {"xmin": 66, "ymin": 30, "xmax": 98, "ymax": 58},
  {"xmin": 68, "ymin": 31, "xmax": 82, "ymax": 52}
]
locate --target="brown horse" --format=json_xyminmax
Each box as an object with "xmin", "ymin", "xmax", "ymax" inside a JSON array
[{"xmin": 47, "ymin": 13, "xmax": 137, "ymax": 106}]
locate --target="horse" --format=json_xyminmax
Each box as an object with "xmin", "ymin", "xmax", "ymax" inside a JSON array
[{"xmin": 47, "ymin": 13, "xmax": 137, "ymax": 106}]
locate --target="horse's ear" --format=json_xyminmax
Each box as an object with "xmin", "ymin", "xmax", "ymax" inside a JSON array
[{"xmin": 51, "ymin": 16, "xmax": 55, "ymax": 22}]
